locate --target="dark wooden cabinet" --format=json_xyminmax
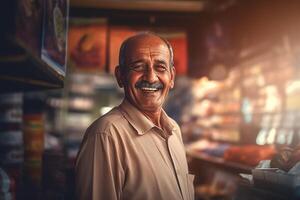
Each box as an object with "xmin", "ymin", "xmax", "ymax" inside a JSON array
[{"xmin": 0, "ymin": 0, "xmax": 67, "ymax": 93}]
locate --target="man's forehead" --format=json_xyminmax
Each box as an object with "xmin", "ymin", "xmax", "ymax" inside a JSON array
[
  {"xmin": 127, "ymin": 35, "xmax": 167, "ymax": 48},
  {"xmin": 128, "ymin": 34, "xmax": 165, "ymax": 45},
  {"xmin": 124, "ymin": 36, "xmax": 170, "ymax": 60},
  {"xmin": 128, "ymin": 45, "xmax": 169, "ymax": 55}
]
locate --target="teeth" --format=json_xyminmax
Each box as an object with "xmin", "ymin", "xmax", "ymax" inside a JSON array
[{"xmin": 141, "ymin": 87, "xmax": 158, "ymax": 91}]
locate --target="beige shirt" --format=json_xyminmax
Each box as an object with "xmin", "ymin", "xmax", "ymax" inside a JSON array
[{"xmin": 75, "ymin": 100, "xmax": 194, "ymax": 200}]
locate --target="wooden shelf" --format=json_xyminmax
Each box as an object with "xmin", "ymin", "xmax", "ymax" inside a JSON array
[
  {"xmin": 0, "ymin": 38, "xmax": 64, "ymax": 93},
  {"xmin": 70, "ymin": 0, "xmax": 205, "ymax": 12},
  {"xmin": 187, "ymin": 149, "xmax": 252, "ymax": 174}
]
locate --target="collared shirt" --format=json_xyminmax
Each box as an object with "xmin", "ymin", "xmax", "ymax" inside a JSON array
[{"xmin": 75, "ymin": 100, "xmax": 194, "ymax": 200}]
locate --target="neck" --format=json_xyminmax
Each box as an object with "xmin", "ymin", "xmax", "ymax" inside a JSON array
[
  {"xmin": 142, "ymin": 109, "xmax": 162, "ymax": 128},
  {"xmin": 125, "ymin": 97, "xmax": 163, "ymax": 128}
]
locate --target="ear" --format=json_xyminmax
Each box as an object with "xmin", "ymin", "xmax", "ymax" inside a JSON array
[
  {"xmin": 115, "ymin": 65, "xmax": 124, "ymax": 88},
  {"xmin": 170, "ymin": 66, "xmax": 176, "ymax": 89}
]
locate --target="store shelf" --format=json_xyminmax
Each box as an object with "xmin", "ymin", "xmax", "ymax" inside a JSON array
[
  {"xmin": 71, "ymin": 0, "xmax": 205, "ymax": 12},
  {"xmin": 0, "ymin": 39, "xmax": 64, "ymax": 92},
  {"xmin": 187, "ymin": 149, "xmax": 252, "ymax": 174}
]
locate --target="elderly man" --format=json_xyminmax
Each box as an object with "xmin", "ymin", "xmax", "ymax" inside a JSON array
[{"xmin": 75, "ymin": 32, "xmax": 194, "ymax": 200}]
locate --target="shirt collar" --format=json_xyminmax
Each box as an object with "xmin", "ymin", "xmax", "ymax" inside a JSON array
[{"xmin": 118, "ymin": 99, "xmax": 176, "ymax": 136}]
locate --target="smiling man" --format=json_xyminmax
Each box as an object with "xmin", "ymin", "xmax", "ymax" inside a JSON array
[{"xmin": 75, "ymin": 32, "xmax": 194, "ymax": 200}]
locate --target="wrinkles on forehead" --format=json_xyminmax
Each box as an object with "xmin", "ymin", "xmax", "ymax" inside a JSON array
[
  {"xmin": 119, "ymin": 33, "xmax": 173, "ymax": 67},
  {"xmin": 125, "ymin": 44, "xmax": 170, "ymax": 66},
  {"xmin": 123, "ymin": 36, "xmax": 171, "ymax": 67}
]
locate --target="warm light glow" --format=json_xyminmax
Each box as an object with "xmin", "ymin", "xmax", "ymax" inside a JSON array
[
  {"xmin": 256, "ymin": 129, "xmax": 268, "ymax": 145},
  {"xmin": 266, "ymin": 128, "xmax": 276, "ymax": 144},
  {"xmin": 286, "ymin": 80, "xmax": 300, "ymax": 94},
  {"xmin": 100, "ymin": 106, "xmax": 112, "ymax": 115},
  {"xmin": 264, "ymin": 85, "xmax": 281, "ymax": 112}
]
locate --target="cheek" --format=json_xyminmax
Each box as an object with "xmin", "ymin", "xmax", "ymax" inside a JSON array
[
  {"xmin": 160, "ymin": 75, "xmax": 173, "ymax": 88},
  {"xmin": 127, "ymin": 74, "xmax": 141, "ymax": 89}
]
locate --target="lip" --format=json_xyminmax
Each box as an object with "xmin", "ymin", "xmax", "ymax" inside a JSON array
[
  {"xmin": 135, "ymin": 81, "xmax": 163, "ymax": 90},
  {"xmin": 137, "ymin": 87, "xmax": 161, "ymax": 95},
  {"xmin": 140, "ymin": 87, "xmax": 159, "ymax": 92}
]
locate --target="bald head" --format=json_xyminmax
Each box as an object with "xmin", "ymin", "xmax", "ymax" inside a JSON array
[{"xmin": 118, "ymin": 32, "xmax": 174, "ymax": 71}]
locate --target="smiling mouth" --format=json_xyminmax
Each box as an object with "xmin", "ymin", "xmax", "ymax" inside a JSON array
[
  {"xmin": 139, "ymin": 87, "xmax": 160, "ymax": 92},
  {"xmin": 135, "ymin": 81, "xmax": 163, "ymax": 93}
]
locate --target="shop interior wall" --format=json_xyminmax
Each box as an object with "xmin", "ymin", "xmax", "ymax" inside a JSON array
[{"xmin": 70, "ymin": 7, "xmax": 215, "ymax": 78}]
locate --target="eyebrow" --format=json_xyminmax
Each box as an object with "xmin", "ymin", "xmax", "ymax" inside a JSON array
[
  {"xmin": 127, "ymin": 59, "xmax": 145, "ymax": 66},
  {"xmin": 129, "ymin": 58, "xmax": 168, "ymax": 64}
]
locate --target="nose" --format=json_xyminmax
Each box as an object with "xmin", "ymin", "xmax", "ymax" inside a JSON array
[{"xmin": 144, "ymin": 66, "xmax": 158, "ymax": 83}]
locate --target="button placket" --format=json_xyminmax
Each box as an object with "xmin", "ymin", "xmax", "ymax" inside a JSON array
[{"xmin": 167, "ymin": 136, "xmax": 184, "ymax": 200}]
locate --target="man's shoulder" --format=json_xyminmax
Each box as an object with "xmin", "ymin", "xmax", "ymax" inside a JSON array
[{"xmin": 86, "ymin": 106, "xmax": 127, "ymax": 136}]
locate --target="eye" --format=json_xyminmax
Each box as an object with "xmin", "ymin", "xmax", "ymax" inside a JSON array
[
  {"xmin": 155, "ymin": 64, "xmax": 167, "ymax": 72},
  {"xmin": 130, "ymin": 64, "xmax": 146, "ymax": 72}
]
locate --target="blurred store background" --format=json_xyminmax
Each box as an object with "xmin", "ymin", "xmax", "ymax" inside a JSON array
[{"xmin": 1, "ymin": 0, "xmax": 300, "ymax": 199}]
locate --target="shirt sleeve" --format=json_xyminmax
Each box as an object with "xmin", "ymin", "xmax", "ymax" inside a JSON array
[{"xmin": 75, "ymin": 131, "xmax": 125, "ymax": 200}]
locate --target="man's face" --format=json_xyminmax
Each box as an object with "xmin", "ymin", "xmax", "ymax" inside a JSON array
[{"xmin": 116, "ymin": 35, "xmax": 175, "ymax": 113}]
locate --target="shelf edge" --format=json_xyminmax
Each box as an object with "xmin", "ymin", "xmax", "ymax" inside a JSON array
[{"xmin": 70, "ymin": 0, "xmax": 205, "ymax": 12}]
